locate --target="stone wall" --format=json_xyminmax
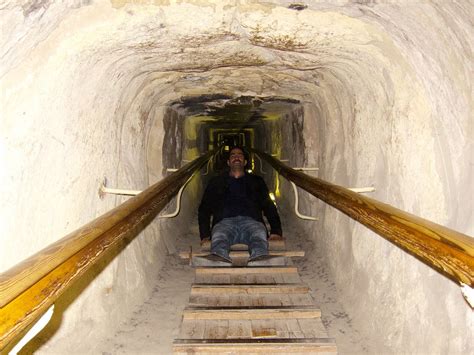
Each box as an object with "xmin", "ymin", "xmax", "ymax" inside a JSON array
[{"xmin": 1, "ymin": 1, "xmax": 471, "ymax": 353}]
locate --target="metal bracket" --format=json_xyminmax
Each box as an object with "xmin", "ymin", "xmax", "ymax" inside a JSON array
[
  {"xmin": 291, "ymin": 181, "xmax": 319, "ymax": 221},
  {"xmin": 158, "ymin": 175, "xmax": 194, "ymax": 218},
  {"xmin": 99, "ymin": 178, "xmax": 141, "ymax": 197},
  {"xmin": 290, "ymin": 167, "xmax": 375, "ymax": 220},
  {"xmin": 100, "ymin": 169, "xmax": 180, "ymax": 197},
  {"xmin": 99, "ymin": 167, "xmax": 197, "ymax": 219},
  {"xmin": 201, "ymin": 159, "xmax": 212, "ymax": 176},
  {"xmin": 291, "ymin": 167, "xmax": 320, "ymax": 221},
  {"xmin": 348, "ymin": 187, "xmax": 376, "ymax": 193},
  {"xmin": 253, "ymin": 154, "xmax": 267, "ymax": 174}
]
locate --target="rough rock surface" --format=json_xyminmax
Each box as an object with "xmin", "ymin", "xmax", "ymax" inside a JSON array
[{"xmin": 1, "ymin": 1, "xmax": 472, "ymax": 353}]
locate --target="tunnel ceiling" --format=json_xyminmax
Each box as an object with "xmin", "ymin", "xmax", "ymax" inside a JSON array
[{"xmin": 162, "ymin": 95, "xmax": 304, "ymax": 173}]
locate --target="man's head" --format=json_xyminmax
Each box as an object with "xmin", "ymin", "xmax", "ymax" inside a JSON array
[{"xmin": 227, "ymin": 146, "xmax": 248, "ymax": 174}]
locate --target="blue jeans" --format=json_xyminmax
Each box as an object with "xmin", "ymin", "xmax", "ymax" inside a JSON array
[{"xmin": 211, "ymin": 216, "xmax": 268, "ymax": 259}]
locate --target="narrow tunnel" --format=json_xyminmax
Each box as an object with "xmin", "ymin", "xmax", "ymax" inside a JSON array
[{"xmin": 1, "ymin": 1, "xmax": 472, "ymax": 354}]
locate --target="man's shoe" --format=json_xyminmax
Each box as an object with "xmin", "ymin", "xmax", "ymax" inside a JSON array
[
  {"xmin": 247, "ymin": 254, "xmax": 286, "ymax": 266},
  {"xmin": 192, "ymin": 253, "xmax": 232, "ymax": 267}
]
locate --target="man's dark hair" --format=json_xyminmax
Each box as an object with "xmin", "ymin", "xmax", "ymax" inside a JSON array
[{"xmin": 227, "ymin": 145, "xmax": 249, "ymax": 161}]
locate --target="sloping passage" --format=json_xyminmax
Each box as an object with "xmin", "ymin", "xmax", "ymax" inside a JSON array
[{"xmin": 173, "ymin": 241, "xmax": 337, "ymax": 354}]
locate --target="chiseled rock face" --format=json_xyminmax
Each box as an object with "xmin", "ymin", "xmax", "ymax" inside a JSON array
[{"xmin": 0, "ymin": 1, "xmax": 472, "ymax": 353}]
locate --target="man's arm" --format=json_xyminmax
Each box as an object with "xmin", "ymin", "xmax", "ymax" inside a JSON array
[{"xmin": 198, "ymin": 179, "xmax": 214, "ymax": 241}]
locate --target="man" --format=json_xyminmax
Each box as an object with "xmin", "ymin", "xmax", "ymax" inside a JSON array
[{"xmin": 198, "ymin": 146, "xmax": 283, "ymax": 264}]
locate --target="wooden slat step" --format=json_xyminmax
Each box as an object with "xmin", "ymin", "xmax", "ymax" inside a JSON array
[
  {"xmin": 183, "ymin": 306, "xmax": 321, "ymax": 320},
  {"xmin": 173, "ymin": 338, "xmax": 337, "ymax": 353},
  {"xmin": 178, "ymin": 318, "xmax": 330, "ymax": 340},
  {"xmin": 191, "ymin": 284, "xmax": 310, "ymax": 295},
  {"xmin": 200, "ymin": 240, "xmax": 286, "ymax": 252},
  {"xmin": 194, "ymin": 272, "xmax": 302, "ymax": 285},
  {"xmin": 189, "ymin": 293, "xmax": 315, "ymax": 307},
  {"xmin": 181, "ymin": 250, "xmax": 304, "ymax": 259},
  {"xmin": 195, "ymin": 267, "xmax": 298, "ymax": 274}
]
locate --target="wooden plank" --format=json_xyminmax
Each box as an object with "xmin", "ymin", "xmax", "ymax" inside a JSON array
[
  {"xmin": 215, "ymin": 295, "xmax": 230, "ymax": 307},
  {"xmin": 255, "ymin": 274, "xmax": 276, "ymax": 284},
  {"xmin": 178, "ymin": 320, "xmax": 206, "ymax": 339},
  {"xmin": 191, "ymin": 284, "xmax": 310, "ymax": 295},
  {"xmin": 189, "ymin": 294, "xmax": 313, "ymax": 308},
  {"xmin": 286, "ymin": 319, "xmax": 304, "ymax": 338},
  {"xmin": 261, "ymin": 294, "xmax": 284, "ymax": 307},
  {"xmin": 272, "ymin": 273, "xmax": 285, "ymax": 283},
  {"xmin": 245, "ymin": 274, "xmax": 258, "ymax": 284},
  {"xmin": 273, "ymin": 319, "xmax": 291, "ymax": 338},
  {"xmin": 203, "ymin": 320, "xmax": 229, "ymax": 340},
  {"xmin": 251, "ymin": 294, "xmax": 265, "ymax": 307},
  {"xmin": 277, "ymin": 293, "xmax": 293, "ymax": 306},
  {"xmin": 183, "ymin": 306, "xmax": 321, "ymax": 320},
  {"xmin": 210, "ymin": 274, "xmax": 231, "ymax": 284},
  {"xmin": 195, "ymin": 267, "xmax": 298, "ymax": 275},
  {"xmin": 289, "ymin": 293, "xmax": 315, "ymax": 306},
  {"xmin": 251, "ymin": 320, "xmax": 278, "ymax": 338},
  {"xmin": 227, "ymin": 320, "xmax": 252, "ymax": 339},
  {"xmin": 200, "ymin": 240, "xmax": 286, "ymax": 252},
  {"xmin": 229, "ymin": 274, "xmax": 252, "ymax": 284},
  {"xmin": 228, "ymin": 294, "xmax": 246, "ymax": 307},
  {"xmin": 181, "ymin": 250, "xmax": 304, "ymax": 259},
  {"xmin": 231, "ymin": 274, "xmax": 248, "ymax": 284},
  {"xmin": 188, "ymin": 294, "xmax": 208, "ymax": 307},
  {"xmin": 297, "ymin": 318, "xmax": 330, "ymax": 338},
  {"xmin": 173, "ymin": 338, "xmax": 337, "ymax": 353}
]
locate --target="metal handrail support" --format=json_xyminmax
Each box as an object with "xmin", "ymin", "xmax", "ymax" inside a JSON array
[
  {"xmin": 0, "ymin": 152, "xmax": 214, "ymax": 350},
  {"xmin": 250, "ymin": 148, "xmax": 474, "ymax": 288},
  {"xmin": 158, "ymin": 175, "xmax": 194, "ymax": 218},
  {"xmin": 253, "ymin": 154, "xmax": 267, "ymax": 174}
]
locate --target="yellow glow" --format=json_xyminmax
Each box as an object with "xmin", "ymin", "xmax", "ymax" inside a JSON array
[
  {"xmin": 269, "ymin": 192, "xmax": 277, "ymax": 206},
  {"xmin": 275, "ymin": 173, "xmax": 281, "ymax": 198},
  {"xmin": 185, "ymin": 147, "xmax": 199, "ymax": 160}
]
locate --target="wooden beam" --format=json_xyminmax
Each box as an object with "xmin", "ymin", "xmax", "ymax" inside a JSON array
[
  {"xmin": 0, "ymin": 153, "xmax": 213, "ymax": 350},
  {"xmin": 201, "ymin": 240, "xmax": 286, "ymax": 252},
  {"xmin": 180, "ymin": 250, "xmax": 305, "ymax": 259},
  {"xmin": 253, "ymin": 149, "xmax": 474, "ymax": 286},
  {"xmin": 190, "ymin": 284, "xmax": 310, "ymax": 295},
  {"xmin": 183, "ymin": 306, "xmax": 321, "ymax": 320},
  {"xmin": 195, "ymin": 267, "xmax": 298, "ymax": 275},
  {"xmin": 173, "ymin": 338, "xmax": 337, "ymax": 353}
]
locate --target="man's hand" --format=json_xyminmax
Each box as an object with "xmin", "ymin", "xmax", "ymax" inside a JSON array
[
  {"xmin": 268, "ymin": 234, "xmax": 284, "ymax": 241},
  {"xmin": 200, "ymin": 237, "xmax": 211, "ymax": 248}
]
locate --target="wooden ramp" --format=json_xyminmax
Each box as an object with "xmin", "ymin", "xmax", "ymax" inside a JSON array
[{"xmin": 173, "ymin": 242, "xmax": 337, "ymax": 354}]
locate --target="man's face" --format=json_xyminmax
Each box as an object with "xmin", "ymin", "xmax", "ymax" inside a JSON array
[{"xmin": 227, "ymin": 148, "xmax": 247, "ymax": 169}]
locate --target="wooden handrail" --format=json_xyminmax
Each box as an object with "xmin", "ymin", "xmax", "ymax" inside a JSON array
[
  {"xmin": 0, "ymin": 152, "xmax": 212, "ymax": 350},
  {"xmin": 252, "ymin": 149, "xmax": 474, "ymax": 286}
]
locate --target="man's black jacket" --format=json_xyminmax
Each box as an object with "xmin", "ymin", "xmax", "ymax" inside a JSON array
[{"xmin": 198, "ymin": 172, "xmax": 282, "ymax": 240}]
